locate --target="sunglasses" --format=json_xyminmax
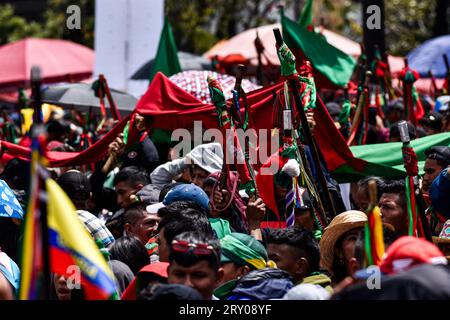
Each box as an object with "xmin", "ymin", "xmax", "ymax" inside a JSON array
[{"xmin": 171, "ymin": 240, "xmax": 215, "ymax": 256}]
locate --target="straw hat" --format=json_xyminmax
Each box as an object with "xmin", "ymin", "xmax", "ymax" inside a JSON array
[{"xmin": 319, "ymin": 210, "xmax": 368, "ymax": 272}]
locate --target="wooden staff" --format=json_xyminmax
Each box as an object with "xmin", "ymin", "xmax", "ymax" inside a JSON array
[
  {"xmin": 398, "ymin": 121, "xmax": 432, "ymax": 242},
  {"xmin": 255, "ymin": 31, "xmax": 264, "ymax": 86},
  {"xmin": 348, "ymin": 71, "xmax": 372, "ymax": 146},
  {"xmin": 274, "ymin": 28, "xmax": 334, "ymax": 224},
  {"xmin": 403, "ymin": 58, "xmax": 410, "ymax": 118},
  {"xmin": 30, "ymin": 66, "xmax": 51, "ymax": 299},
  {"xmin": 99, "ymin": 74, "xmax": 121, "ymax": 121},
  {"xmin": 382, "ymin": 51, "xmax": 396, "ymax": 100},
  {"xmin": 31, "ymin": 66, "xmax": 43, "ymax": 124},
  {"xmin": 443, "ymin": 54, "xmax": 450, "ymax": 94},
  {"xmin": 428, "ymin": 70, "xmax": 438, "ymax": 99}
]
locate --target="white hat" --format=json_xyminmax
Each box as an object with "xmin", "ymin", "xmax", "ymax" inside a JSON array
[
  {"xmin": 146, "ymin": 202, "xmax": 165, "ymax": 214},
  {"xmin": 186, "ymin": 142, "xmax": 223, "ymax": 173}
]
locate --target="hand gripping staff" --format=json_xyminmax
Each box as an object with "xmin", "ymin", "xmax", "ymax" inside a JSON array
[
  {"xmin": 398, "ymin": 121, "xmax": 432, "ymax": 242},
  {"xmin": 273, "ymin": 27, "xmax": 333, "ymax": 226},
  {"xmin": 92, "ymin": 74, "xmax": 122, "ymax": 122},
  {"xmin": 347, "ymin": 70, "xmax": 372, "ymax": 146},
  {"xmin": 207, "ymin": 76, "xmax": 257, "ymax": 212}
]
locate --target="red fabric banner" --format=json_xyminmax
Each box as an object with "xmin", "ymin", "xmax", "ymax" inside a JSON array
[{"xmin": 1, "ymin": 72, "xmax": 366, "ymax": 175}]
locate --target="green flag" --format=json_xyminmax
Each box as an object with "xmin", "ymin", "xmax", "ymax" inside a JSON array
[
  {"xmin": 281, "ymin": 12, "xmax": 356, "ymax": 87},
  {"xmin": 149, "ymin": 16, "xmax": 182, "ymax": 82},
  {"xmin": 298, "ymin": 0, "xmax": 314, "ymax": 27},
  {"xmin": 332, "ymin": 132, "xmax": 450, "ymax": 183}
]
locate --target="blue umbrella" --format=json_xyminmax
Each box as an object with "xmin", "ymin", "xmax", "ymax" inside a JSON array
[
  {"xmin": 0, "ymin": 180, "xmax": 24, "ymax": 220},
  {"xmin": 407, "ymin": 35, "xmax": 450, "ymax": 78}
]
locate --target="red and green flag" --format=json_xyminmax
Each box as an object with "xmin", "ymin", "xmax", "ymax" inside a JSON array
[
  {"xmin": 332, "ymin": 132, "xmax": 450, "ymax": 183},
  {"xmin": 281, "ymin": 11, "xmax": 356, "ymax": 88},
  {"xmin": 149, "ymin": 16, "xmax": 182, "ymax": 82},
  {"xmin": 298, "ymin": 0, "xmax": 314, "ymax": 27}
]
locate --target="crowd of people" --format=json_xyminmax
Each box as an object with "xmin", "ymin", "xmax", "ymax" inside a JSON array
[{"xmin": 0, "ymin": 85, "xmax": 449, "ymax": 300}]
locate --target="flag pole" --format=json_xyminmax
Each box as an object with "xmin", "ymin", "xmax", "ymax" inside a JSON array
[
  {"xmin": 31, "ymin": 66, "xmax": 43, "ymax": 124},
  {"xmin": 30, "ymin": 66, "xmax": 51, "ymax": 299},
  {"xmin": 428, "ymin": 70, "xmax": 438, "ymax": 99},
  {"xmin": 443, "ymin": 54, "xmax": 450, "ymax": 94}
]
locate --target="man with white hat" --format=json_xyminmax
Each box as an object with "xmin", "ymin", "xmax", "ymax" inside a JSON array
[{"xmin": 150, "ymin": 142, "xmax": 223, "ymax": 189}]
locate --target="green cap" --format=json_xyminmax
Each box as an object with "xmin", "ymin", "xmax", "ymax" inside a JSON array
[{"xmin": 220, "ymin": 233, "xmax": 268, "ymax": 269}]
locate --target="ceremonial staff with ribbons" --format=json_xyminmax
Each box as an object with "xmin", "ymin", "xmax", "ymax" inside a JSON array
[
  {"xmin": 272, "ymin": 28, "xmax": 332, "ymax": 227},
  {"xmin": 364, "ymin": 180, "xmax": 385, "ymax": 267},
  {"xmin": 348, "ymin": 71, "xmax": 372, "ymax": 146},
  {"xmin": 207, "ymin": 76, "xmax": 257, "ymax": 213},
  {"xmin": 398, "ymin": 120, "xmax": 432, "ymax": 242}
]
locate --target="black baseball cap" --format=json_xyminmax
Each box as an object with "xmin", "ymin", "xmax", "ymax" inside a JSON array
[
  {"xmin": 420, "ymin": 111, "xmax": 443, "ymax": 131},
  {"xmin": 56, "ymin": 170, "xmax": 91, "ymax": 200}
]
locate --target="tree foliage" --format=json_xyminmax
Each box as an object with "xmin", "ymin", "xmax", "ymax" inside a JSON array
[
  {"xmin": 0, "ymin": 4, "xmax": 45, "ymax": 44},
  {"xmin": 384, "ymin": 0, "xmax": 436, "ymax": 56},
  {"xmin": 0, "ymin": 0, "xmax": 442, "ymax": 57},
  {"xmin": 166, "ymin": 0, "xmax": 294, "ymax": 54},
  {"xmin": 0, "ymin": 0, "xmax": 94, "ymax": 48}
]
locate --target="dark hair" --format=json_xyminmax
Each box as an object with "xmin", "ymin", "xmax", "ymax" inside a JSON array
[
  {"xmin": 56, "ymin": 171, "xmax": 91, "ymax": 208},
  {"xmin": 379, "ymin": 179, "xmax": 406, "ymax": 209},
  {"xmin": 389, "ymin": 121, "xmax": 417, "ymax": 140},
  {"xmin": 266, "ymin": 227, "xmax": 320, "ymax": 274},
  {"xmin": 137, "ymin": 283, "xmax": 203, "ymax": 300},
  {"xmin": 356, "ymin": 176, "xmax": 384, "ymax": 204},
  {"xmin": 202, "ymin": 176, "xmax": 217, "ymax": 190},
  {"xmin": 0, "ymin": 218, "xmax": 20, "ymax": 262},
  {"xmin": 157, "ymin": 200, "xmax": 208, "ymax": 219},
  {"xmin": 159, "ymin": 182, "xmax": 185, "ymax": 202},
  {"xmin": 389, "ymin": 121, "xmax": 416, "ymax": 140},
  {"xmin": 109, "ymin": 236, "xmax": 149, "ymax": 275},
  {"xmin": 424, "ymin": 146, "xmax": 450, "ymax": 168},
  {"xmin": 382, "ymin": 225, "xmax": 400, "ymax": 248},
  {"xmin": 113, "ymin": 166, "xmax": 150, "ymax": 188},
  {"xmin": 0, "ymin": 158, "xmax": 29, "ymax": 191},
  {"xmin": 419, "ymin": 112, "xmax": 443, "ymax": 131},
  {"xmin": 353, "ymin": 225, "xmax": 399, "ymax": 270},
  {"xmin": 169, "ymin": 231, "xmax": 221, "ymax": 271},
  {"xmin": 357, "ymin": 176, "xmax": 384, "ymax": 192},
  {"xmin": 330, "ymin": 258, "xmax": 347, "ymax": 284},
  {"xmin": 123, "ymin": 203, "xmax": 148, "ymax": 226},
  {"xmin": 158, "ymin": 201, "xmax": 214, "ymax": 246},
  {"xmin": 46, "ymin": 120, "xmax": 70, "ymax": 138}
]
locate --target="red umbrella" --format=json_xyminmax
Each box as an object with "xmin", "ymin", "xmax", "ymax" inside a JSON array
[{"xmin": 0, "ymin": 38, "xmax": 94, "ymax": 90}]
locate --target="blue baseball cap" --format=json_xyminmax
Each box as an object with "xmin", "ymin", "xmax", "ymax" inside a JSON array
[{"xmin": 146, "ymin": 183, "xmax": 210, "ymax": 214}]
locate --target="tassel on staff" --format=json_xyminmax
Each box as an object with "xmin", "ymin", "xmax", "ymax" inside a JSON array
[
  {"xmin": 364, "ymin": 180, "xmax": 385, "ymax": 266},
  {"xmin": 273, "ymin": 27, "xmax": 332, "ymax": 226},
  {"xmin": 398, "ymin": 58, "xmax": 424, "ymax": 126}
]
